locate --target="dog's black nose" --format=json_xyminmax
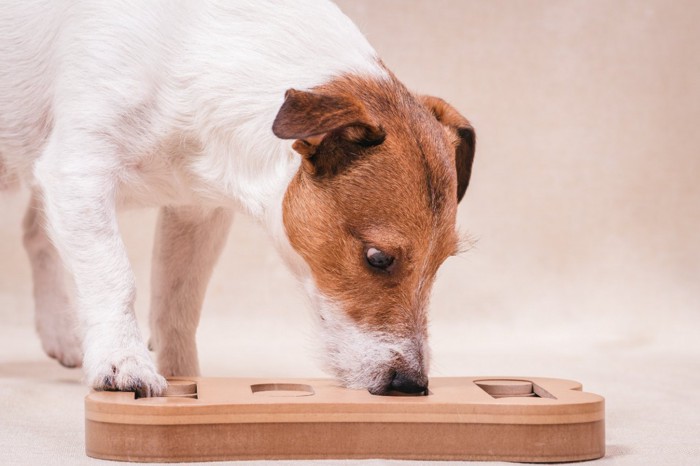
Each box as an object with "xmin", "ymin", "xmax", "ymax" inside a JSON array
[{"xmin": 390, "ymin": 371, "xmax": 429, "ymax": 394}]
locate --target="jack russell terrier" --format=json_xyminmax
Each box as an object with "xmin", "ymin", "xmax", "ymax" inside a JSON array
[{"xmin": 0, "ymin": 0, "xmax": 475, "ymax": 396}]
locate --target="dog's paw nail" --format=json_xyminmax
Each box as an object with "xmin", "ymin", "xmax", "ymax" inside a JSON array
[
  {"xmin": 133, "ymin": 382, "xmax": 151, "ymax": 399},
  {"xmin": 102, "ymin": 375, "xmax": 115, "ymax": 389}
]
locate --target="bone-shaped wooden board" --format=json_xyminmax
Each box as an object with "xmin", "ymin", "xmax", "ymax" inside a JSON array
[{"xmin": 85, "ymin": 376, "xmax": 605, "ymax": 462}]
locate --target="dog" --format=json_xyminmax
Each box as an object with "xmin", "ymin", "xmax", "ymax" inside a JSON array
[{"xmin": 0, "ymin": 0, "xmax": 475, "ymax": 397}]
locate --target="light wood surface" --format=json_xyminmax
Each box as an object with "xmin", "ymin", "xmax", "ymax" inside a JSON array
[{"xmin": 85, "ymin": 376, "xmax": 605, "ymax": 462}]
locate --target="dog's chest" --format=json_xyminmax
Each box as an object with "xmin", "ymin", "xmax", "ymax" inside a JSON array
[{"xmin": 115, "ymin": 145, "xmax": 203, "ymax": 209}]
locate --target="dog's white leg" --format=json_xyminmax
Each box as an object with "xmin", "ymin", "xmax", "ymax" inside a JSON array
[
  {"xmin": 34, "ymin": 134, "xmax": 166, "ymax": 397},
  {"xmin": 149, "ymin": 206, "xmax": 233, "ymax": 377},
  {"xmin": 22, "ymin": 189, "xmax": 83, "ymax": 368}
]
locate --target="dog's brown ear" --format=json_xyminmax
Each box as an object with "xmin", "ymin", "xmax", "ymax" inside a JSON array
[
  {"xmin": 272, "ymin": 89, "xmax": 385, "ymax": 175},
  {"xmin": 421, "ymin": 96, "xmax": 475, "ymax": 203}
]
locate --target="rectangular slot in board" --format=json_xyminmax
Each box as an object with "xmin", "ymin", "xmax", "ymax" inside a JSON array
[{"xmin": 250, "ymin": 383, "xmax": 315, "ymax": 397}]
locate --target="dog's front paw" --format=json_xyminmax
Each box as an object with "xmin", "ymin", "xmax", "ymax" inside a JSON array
[{"xmin": 85, "ymin": 347, "xmax": 167, "ymax": 398}]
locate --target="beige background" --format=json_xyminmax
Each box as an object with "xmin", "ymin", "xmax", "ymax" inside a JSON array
[{"xmin": 1, "ymin": 1, "xmax": 699, "ymax": 464}]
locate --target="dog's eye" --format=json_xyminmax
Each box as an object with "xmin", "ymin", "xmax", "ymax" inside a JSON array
[{"xmin": 366, "ymin": 247, "xmax": 394, "ymax": 270}]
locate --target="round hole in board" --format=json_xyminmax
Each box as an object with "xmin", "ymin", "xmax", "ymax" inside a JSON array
[
  {"xmin": 162, "ymin": 379, "xmax": 198, "ymax": 397},
  {"xmin": 474, "ymin": 379, "xmax": 534, "ymax": 398},
  {"xmin": 250, "ymin": 383, "xmax": 315, "ymax": 397}
]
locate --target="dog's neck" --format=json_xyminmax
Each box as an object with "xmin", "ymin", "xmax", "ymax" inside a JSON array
[{"xmin": 178, "ymin": 34, "xmax": 387, "ymax": 269}]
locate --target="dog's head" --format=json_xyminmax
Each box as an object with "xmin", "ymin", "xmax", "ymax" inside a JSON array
[{"xmin": 273, "ymin": 74, "xmax": 475, "ymax": 395}]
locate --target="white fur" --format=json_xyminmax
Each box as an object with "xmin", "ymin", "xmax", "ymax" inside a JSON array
[
  {"xmin": 305, "ymin": 280, "xmax": 429, "ymax": 393},
  {"xmin": 0, "ymin": 0, "xmax": 392, "ymax": 395}
]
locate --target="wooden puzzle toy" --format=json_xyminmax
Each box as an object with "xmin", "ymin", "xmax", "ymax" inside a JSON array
[{"xmin": 85, "ymin": 376, "xmax": 605, "ymax": 462}]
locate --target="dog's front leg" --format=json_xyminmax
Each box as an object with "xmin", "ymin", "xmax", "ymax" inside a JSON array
[
  {"xmin": 34, "ymin": 135, "xmax": 166, "ymax": 397},
  {"xmin": 149, "ymin": 206, "xmax": 233, "ymax": 377}
]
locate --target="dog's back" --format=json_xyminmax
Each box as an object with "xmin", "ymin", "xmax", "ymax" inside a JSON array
[{"xmin": 0, "ymin": 0, "xmax": 384, "ymax": 194}]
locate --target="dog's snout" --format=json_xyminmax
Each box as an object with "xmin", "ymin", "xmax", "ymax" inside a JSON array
[{"xmin": 389, "ymin": 371, "xmax": 429, "ymax": 395}]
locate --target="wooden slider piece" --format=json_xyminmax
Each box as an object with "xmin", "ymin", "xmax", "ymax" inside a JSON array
[{"xmin": 85, "ymin": 376, "xmax": 605, "ymax": 463}]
